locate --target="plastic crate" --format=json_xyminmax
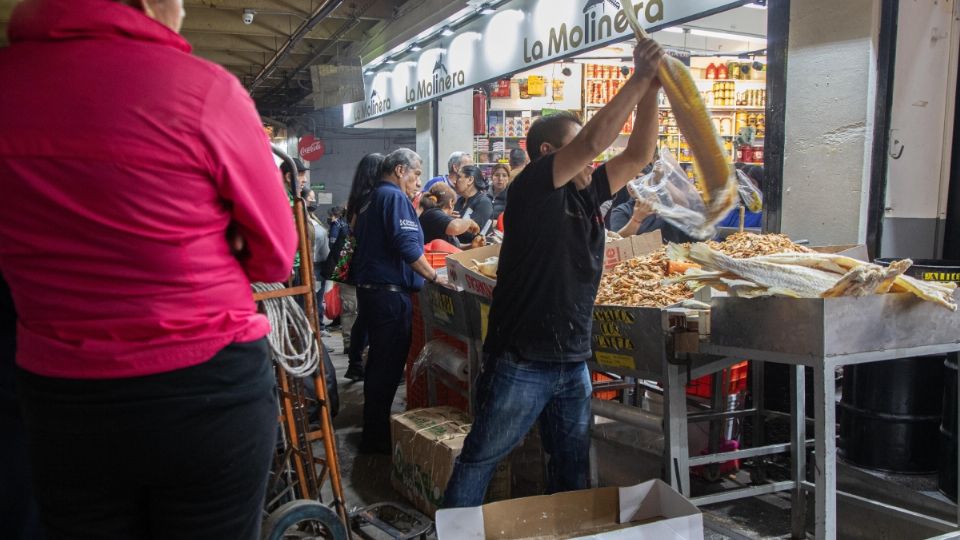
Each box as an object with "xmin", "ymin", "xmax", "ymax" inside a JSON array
[
  {"xmin": 686, "ymin": 361, "xmax": 749, "ymax": 399},
  {"xmin": 424, "ymin": 250, "xmax": 453, "ymax": 270},
  {"xmin": 405, "ymin": 323, "xmax": 470, "ymax": 411},
  {"xmin": 590, "ymin": 370, "xmax": 621, "ymax": 401}
]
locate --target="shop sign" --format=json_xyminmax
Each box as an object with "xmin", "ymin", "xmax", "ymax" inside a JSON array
[
  {"xmin": 344, "ymin": 0, "xmax": 745, "ymax": 126},
  {"xmin": 298, "ymin": 135, "xmax": 326, "ymax": 161}
]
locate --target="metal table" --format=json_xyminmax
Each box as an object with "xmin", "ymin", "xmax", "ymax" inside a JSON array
[
  {"xmin": 702, "ymin": 292, "xmax": 960, "ymax": 539},
  {"xmin": 589, "ymin": 304, "xmax": 797, "ymax": 507}
]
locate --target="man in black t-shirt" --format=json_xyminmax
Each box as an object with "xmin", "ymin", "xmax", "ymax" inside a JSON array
[{"xmin": 443, "ymin": 38, "xmax": 665, "ymax": 507}]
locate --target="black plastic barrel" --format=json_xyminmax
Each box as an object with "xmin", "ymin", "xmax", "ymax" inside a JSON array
[
  {"xmin": 839, "ymin": 356, "xmax": 945, "ymax": 473},
  {"xmin": 939, "ymin": 354, "xmax": 958, "ymax": 501}
]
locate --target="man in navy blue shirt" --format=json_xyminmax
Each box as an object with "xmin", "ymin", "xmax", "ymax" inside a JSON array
[
  {"xmin": 351, "ymin": 148, "xmax": 442, "ymax": 453},
  {"xmin": 444, "ymin": 38, "xmax": 665, "ymax": 506}
]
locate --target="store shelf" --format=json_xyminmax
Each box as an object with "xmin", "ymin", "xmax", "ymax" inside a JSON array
[{"xmin": 659, "ymin": 105, "xmax": 765, "ymax": 111}]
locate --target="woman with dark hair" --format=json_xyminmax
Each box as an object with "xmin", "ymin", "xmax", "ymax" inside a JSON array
[
  {"xmin": 339, "ymin": 153, "xmax": 385, "ymax": 382},
  {"xmin": 489, "ymin": 163, "xmax": 511, "ymax": 221},
  {"xmin": 347, "ymin": 153, "xmax": 386, "ymax": 226},
  {"xmin": 419, "ymin": 184, "xmax": 480, "ymax": 246},
  {"xmin": 453, "ymin": 165, "xmax": 494, "ymax": 245}
]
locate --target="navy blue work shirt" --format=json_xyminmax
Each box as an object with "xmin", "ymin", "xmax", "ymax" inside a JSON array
[{"xmin": 351, "ymin": 181, "xmax": 425, "ymax": 290}]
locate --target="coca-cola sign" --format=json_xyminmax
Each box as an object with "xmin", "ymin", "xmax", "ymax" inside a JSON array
[{"xmin": 298, "ymin": 135, "xmax": 326, "ymax": 161}]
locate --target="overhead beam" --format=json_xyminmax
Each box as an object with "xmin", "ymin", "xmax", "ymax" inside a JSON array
[
  {"xmin": 342, "ymin": 0, "xmax": 465, "ymax": 65},
  {"xmin": 183, "ymin": 0, "xmax": 391, "ymax": 21}
]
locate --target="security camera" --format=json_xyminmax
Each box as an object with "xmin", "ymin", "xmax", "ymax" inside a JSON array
[{"xmin": 242, "ymin": 8, "xmax": 255, "ymax": 25}]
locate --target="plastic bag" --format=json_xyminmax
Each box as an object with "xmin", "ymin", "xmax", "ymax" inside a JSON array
[
  {"xmin": 409, "ymin": 340, "xmax": 469, "ymax": 385},
  {"xmin": 627, "ymin": 148, "xmax": 728, "ymax": 240},
  {"xmin": 736, "ymin": 169, "xmax": 763, "ymax": 213},
  {"xmin": 324, "ymin": 282, "xmax": 342, "ymax": 320}
]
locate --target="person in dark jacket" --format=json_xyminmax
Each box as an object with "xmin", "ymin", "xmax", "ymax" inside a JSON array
[
  {"xmin": 351, "ymin": 148, "xmax": 442, "ymax": 453},
  {"xmin": 453, "ymin": 165, "xmax": 494, "ymax": 245},
  {"xmin": 339, "ymin": 153, "xmax": 385, "ymax": 382},
  {"xmin": 419, "ymin": 183, "xmax": 480, "ymax": 246}
]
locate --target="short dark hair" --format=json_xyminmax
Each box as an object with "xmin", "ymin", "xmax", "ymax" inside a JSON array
[
  {"xmin": 526, "ymin": 111, "xmax": 582, "ymax": 161},
  {"xmin": 508, "ymin": 148, "xmax": 528, "ymax": 168},
  {"xmin": 459, "ymin": 165, "xmax": 489, "ymax": 191},
  {"xmin": 279, "ymin": 158, "xmax": 308, "ymax": 178}
]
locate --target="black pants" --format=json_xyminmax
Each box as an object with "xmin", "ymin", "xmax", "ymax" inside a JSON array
[
  {"xmin": 16, "ymin": 339, "xmax": 278, "ymax": 540},
  {"xmin": 347, "ymin": 306, "xmax": 368, "ymax": 371},
  {"xmin": 357, "ymin": 288, "xmax": 412, "ymax": 448}
]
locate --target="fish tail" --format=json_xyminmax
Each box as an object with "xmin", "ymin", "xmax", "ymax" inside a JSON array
[{"xmin": 666, "ymin": 243, "xmax": 691, "ymax": 262}]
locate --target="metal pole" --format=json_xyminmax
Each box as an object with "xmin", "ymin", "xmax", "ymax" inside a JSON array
[
  {"xmin": 814, "ymin": 360, "xmax": 838, "ymax": 539},
  {"xmin": 791, "ymin": 365, "xmax": 807, "ymax": 538}
]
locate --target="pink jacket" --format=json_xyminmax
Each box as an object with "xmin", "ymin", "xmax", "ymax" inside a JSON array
[{"xmin": 0, "ymin": 0, "xmax": 298, "ymax": 379}]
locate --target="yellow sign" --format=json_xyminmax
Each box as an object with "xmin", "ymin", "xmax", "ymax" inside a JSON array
[
  {"xmin": 595, "ymin": 351, "xmax": 636, "ymax": 370},
  {"xmin": 527, "ymin": 75, "xmax": 546, "ymax": 96},
  {"xmin": 479, "ymin": 301, "xmax": 490, "ymax": 342}
]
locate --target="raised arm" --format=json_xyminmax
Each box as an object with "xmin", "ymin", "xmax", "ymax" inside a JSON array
[
  {"xmin": 550, "ymin": 38, "xmax": 663, "ymax": 189},
  {"xmin": 606, "ymin": 78, "xmax": 661, "ymax": 194}
]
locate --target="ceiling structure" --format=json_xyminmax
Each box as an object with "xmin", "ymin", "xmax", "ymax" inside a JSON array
[
  {"xmin": 0, "ymin": 0, "xmax": 465, "ymax": 119},
  {"xmin": 0, "ymin": 1, "xmax": 766, "ymax": 121}
]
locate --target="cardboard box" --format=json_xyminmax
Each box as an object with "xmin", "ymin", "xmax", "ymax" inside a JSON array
[
  {"xmin": 435, "ymin": 478, "xmax": 704, "ymax": 539},
  {"xmin": 602, "ymin": 231, "xmax": 663, "ymax": 271},
  {"xmin": 391, "ymin": 406, "xmax": 510, "ymax": 516},
  {"xmin": 446, "ymin": 243, "xmax": 501, "ymax": 300}
]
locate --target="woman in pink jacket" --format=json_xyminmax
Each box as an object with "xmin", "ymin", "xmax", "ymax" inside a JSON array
[{"xmin": 0, "ymin": 0, "xmax": 298, "ymax": 537}]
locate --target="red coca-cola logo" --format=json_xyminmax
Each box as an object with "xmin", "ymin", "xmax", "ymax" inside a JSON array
[{"xmin": 298, "ymin": 135, "xmax": 326, "ymax": 162}]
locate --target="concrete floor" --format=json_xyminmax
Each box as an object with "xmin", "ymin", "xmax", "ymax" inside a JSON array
[
  {"xmin": 317, "ymin": 330, "xmax": 780, "ymax": 539},
  {"xmin": 316, "ymin": 330, "xmax": 956, "ymax": 539}
]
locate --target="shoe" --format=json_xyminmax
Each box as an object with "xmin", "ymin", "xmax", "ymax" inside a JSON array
[
  {"xmin": 320, "ymin": 329, "xmax": 332, "ymax": 337},
  {"xmin": 345, "ymin": 365, "xmax": 364, "ymax": 381}
]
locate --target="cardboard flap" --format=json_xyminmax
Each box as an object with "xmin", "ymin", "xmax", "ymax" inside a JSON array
[
  {"xmin": 435, "ymin": 507, "xmax": 485, "ymax": 539},
  {"xmin": 619, "ymin": 480, "xmax": 658, "ymax": 522},
  {"xmin": 478, "ymin": 487, "xmax": 619, "ymax": 538}
]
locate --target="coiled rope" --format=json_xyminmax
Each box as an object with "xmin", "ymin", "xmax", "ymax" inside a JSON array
[{"xmin": 252, "ymin": 282, "xmax": 319, "ymax": 378}]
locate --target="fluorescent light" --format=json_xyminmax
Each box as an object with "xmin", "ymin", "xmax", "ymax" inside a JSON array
[
  {"xmin": 743, "ymin": 2, "xmax": 766, "ymax": 9},
  {"xmin": 660, "ymin": 27, "xmax": 684, "ymax": 34},
  {"xmin": 410, "ymin": 44, "xmax": 423, "ymax": 52},
  {"xmin": 480, "ymin": 5, "xmax": 496, "ymax": 14},
  {"xmin": 384, "ymin": 58, "xmax": 397, "ymax": 64},
  {"xmin": 441, "ymin": 26, "xmax": 454, "ymax": 37},
  {"xmin": 689, "ymin": 28, "xmax": 763, "ymax": 42}
]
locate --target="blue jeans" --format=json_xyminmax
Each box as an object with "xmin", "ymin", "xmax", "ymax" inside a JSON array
[{"xmin": 443, "ymin": 352, "xmax": 592, "ymax": 508}]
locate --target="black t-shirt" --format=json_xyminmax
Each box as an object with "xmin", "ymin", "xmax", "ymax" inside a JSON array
[
  {"xmin": 607, "ymin": 200, "xmax": 697, "ymax": 244},
  {"xmin": 453, "ymin": 192, "xmax": 493, "ymax": 244},
  {"xmin": 419, "ymin": 207, "xmax": 459, "ymax": 246},
  {"xmin": 484, "ymin": 153, "xmax": 613, "ymax": 362}
]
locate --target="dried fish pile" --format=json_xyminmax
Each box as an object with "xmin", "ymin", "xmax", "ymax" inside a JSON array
[
  {"xmin": 705, "ymin": 232, "xmax": 811, "ymax": 259},
  {"xmin": 596, "ymin": 249, "xmax": 693, "ymax": 307},
  {"xmin": 596, "ymin": 233, "xmax": 813, "ymax": 308},
  {"xmin": 667, "ymin": 243, "xmax": 958, "ymax": 311}
]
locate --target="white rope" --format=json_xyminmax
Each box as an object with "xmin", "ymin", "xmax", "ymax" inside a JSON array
[{"xmin": 252, "ymin": 282, "xmax": 320, "ymax": 378}]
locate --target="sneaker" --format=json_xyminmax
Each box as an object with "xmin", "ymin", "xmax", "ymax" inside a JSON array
[
  {"xmin": 345, "ymin": 365, "xmax": 364, "ymax": 381},
  {"xmin": 320, "ymin": 329, "xmax": 332, "ymax": 338}
]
